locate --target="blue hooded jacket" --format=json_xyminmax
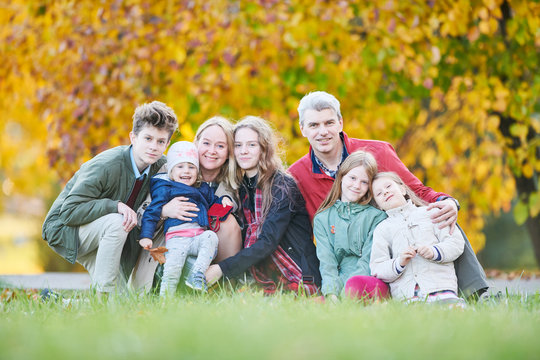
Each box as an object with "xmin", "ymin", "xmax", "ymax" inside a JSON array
[{"xmin": 139, "ymin": 173, "xmax": 223, "ymax": 239}]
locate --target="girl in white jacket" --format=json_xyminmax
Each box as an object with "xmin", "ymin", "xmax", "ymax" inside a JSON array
[{"xmin": 370, "ymin": 172, "xmax": 465, "ymax": 304}]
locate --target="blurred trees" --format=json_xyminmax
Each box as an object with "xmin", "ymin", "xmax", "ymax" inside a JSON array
[{"xmin": 1, "ymin": 0, "xmax": 538, "ymax": 261}]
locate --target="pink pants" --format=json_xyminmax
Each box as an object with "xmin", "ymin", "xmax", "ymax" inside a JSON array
[{"xmin": 344, "ymin": 276, "xmax": 389, "ymax": 300}]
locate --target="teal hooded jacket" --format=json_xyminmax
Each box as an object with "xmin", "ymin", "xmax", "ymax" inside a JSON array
[{"xmin": 313, "ymin": 201, "xmax": 387, "ymax": 297}]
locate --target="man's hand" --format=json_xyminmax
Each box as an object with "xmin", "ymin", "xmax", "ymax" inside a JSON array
[
  {"xmin": 118, "ymin": 202, "xmax": 137, "ymax": 232},
  {"xmin": 205, "ymin": 264, "xmax": 223, "ymax": 285},
  {"xmin": 161, "ymin": 196, "xmax": 199, "ymax": 221},
  {"xmin": 427, "ymin": 199, "xmax": 458, "ymax": 234}
]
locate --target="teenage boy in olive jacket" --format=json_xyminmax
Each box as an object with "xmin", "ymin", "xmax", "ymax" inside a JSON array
[{"xmin": 42, "ymin": 101, "xmax": 178, "ymax": 294}]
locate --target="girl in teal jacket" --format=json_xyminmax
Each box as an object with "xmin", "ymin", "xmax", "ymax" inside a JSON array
[{"xmin": 313, "ymin": 151, "xmax": 388, "ymax": 302}]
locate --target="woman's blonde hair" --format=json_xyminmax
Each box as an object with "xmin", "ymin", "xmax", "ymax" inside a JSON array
[
  {"xmin": 234, "ymin": 116, "xmax": 287, "ymax": 222},
  {"xmin": 371, "ymin": 172, "xmax": 427, "ymax": 208},
  {"xmin": 316, "ymin": 150, "xmax": 378, "ymax": 215},
  {"xmin": 194, "ymin": 116, "xmax": 239, "ymax": 190}
]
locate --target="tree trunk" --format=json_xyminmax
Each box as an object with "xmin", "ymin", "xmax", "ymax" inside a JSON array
[
  {"xmin": 498, "ymin": 112, "xmax": 540, "ymax": 265},
  {"xmin": 525, "ymin": 215, "xmax": 540, "ymax": 265}
]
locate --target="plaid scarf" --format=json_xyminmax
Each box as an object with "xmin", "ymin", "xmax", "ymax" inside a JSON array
[{"xmin": 243, "ymin": 189, "xmax": 318, "ymax": 296}]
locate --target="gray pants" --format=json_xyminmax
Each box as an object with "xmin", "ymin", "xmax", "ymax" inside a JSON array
[
  {"xmin": 455, "ymin": 224, "xmax": 488, "ymax": 298},
  {"xmin": 160, "ymin": 230, "xmax": 218, "ymax": 296},
  {"xmin": 77, "ymin": 213, "xmax": 128, "ymax": 293}
]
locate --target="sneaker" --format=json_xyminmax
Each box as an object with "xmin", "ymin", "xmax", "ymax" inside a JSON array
[
  {"xmin": 40, "ymin": 288, "xmax": 62, "ymax": 302},
  {"xmin": 185, "ymin": 271, "xmax": 208, "ymax": 292}
]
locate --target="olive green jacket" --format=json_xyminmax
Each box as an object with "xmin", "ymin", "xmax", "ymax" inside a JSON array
[{"xmin": 42, "ymin": 145, "xmax": 166, "ymax": 278}]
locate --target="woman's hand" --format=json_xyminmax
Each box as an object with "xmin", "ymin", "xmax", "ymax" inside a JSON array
[
  {"xmin": 206, "ymin": 264, "xmax": 223, "ymax": 285},
  {"xmin": 222, "ymin": 197, "xmax": 234, "ymax": 207},
  {"xmin": 427, "ymin": 199, "xmax": 458, "ymax": 234},
  {"xmin": 161, "ymin": 196, "xmax": 199, "ymax": 221}
]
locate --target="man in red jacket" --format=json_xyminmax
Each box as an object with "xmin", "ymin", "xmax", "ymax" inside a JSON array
[{"xmin": 288, "ymin": 91, "xmax": 488, "ymax": 299}]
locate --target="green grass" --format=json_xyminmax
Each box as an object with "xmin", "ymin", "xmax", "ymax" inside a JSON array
[{"xmin": 1, "ymin": 286, "xmax": 540, "ymax": 360}]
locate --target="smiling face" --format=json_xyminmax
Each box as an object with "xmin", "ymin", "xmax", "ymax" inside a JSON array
[
  {"xmin": 340, "ymin": 165, "xmax": 370, "ymax": 203},
  {"xmin": 130, "ymin": 125, "xmax": 170, "ymax": 172},
  {"xmin": 234, "ymin": 127, "xmax": 261, "ymax": 177},
  {"xmin": 300, "ymin": 108, "xmax": 343, "ymax": 157},
  {"xmin": 372, "ymin": 176, "xmax": 408, "ymax": 211},
  {"xmin": 196, "ymin": 125, "xmax": 229, "ymax": 174},
  {"xmin": 169, "ymin": 162, "xmax": 198, "ymax": 186}
]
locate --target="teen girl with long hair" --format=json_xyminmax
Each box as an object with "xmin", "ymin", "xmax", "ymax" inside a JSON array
[{"xmin": 206, "ymin": 116, "xmax": 321, "ymax": 294}]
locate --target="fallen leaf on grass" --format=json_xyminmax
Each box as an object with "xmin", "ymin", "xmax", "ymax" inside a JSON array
[
  {"xmin": 24, "ymin": 289, "xmax": 40, "ymax": 301},
  {"xmin": 1, "ymin": 288, "xmax": 15, "ymax": 303},
  {"xmin": 148, "ymin": 246, "xmax": 168, "ymax": 264}
]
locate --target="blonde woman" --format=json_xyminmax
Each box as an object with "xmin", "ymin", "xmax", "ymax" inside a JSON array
[
  {"xmin": 162, "ymin": 116, "xmax": 242, "ymax": 262},
  {"xmin": 131, "ymin": 116, "xmax": 242, "ymax": 292}
]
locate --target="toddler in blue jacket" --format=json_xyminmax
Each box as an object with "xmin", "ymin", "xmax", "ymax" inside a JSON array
[{"xmin": 139, "ymin": 141, "xmax": 233, "ymax": 294}]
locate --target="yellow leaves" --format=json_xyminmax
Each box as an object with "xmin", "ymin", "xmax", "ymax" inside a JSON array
[
  {"xmin": 479, "ymin": 18, "xmax": 499, "ymax": 35},
  {"xmin": 0, "ymin": 0, "xmax": 536, "ymax": 255},
  {"xmin": 522, "ymin": 163, "xmax": 534, "ymax": 179},
  {"xmin": 430, "ymin": 46, "xmax": 441, "ymax": 64},
  {"xmin": 396, "ymin": 25, "xmax": 414, "ymax": 43},
  {"xmin": 478, "ymin": 7, "xmax": 490, "ymax": 20},
  {"xmin": 416, "ymin": 109, "xmax": 428, "ymax": 126},
  {"xmin": 530, "ymin": 192, "xmax": 540, "ymax": 218},
  {"xmin": 475, "ymin": 162, "xmax": 490, "ymax": 182},
  {"xmin": 179, "ymin": 122, "xmax": 195, "ymax": 142},
  {"xmin": 420, "ymin": 148, "xmax": 437, "ymax": 168},
  {"xmin": 509, "ymin": 123, "xmax": 528, "ymax": 139},
  {"xmin": 487, "ymin": 115, "xmax": 500, "ymax": 130}
]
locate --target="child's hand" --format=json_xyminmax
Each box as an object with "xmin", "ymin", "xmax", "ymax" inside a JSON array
[
  {"xmin": 139, "ymin": 238, "xmax": 153, "ymax": 249},
  {"xmin": 416, "ymin": 245, "xmax": 434, "ymax": 260},
  {"xmin": 399, "ymin": 247, "xmax": 417, "ymax": 267},
  {"xmin": 222, "ymin": 198, "xmax": 234, "ymax": 207}
]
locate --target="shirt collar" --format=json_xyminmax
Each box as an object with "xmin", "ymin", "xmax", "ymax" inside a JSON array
[
  {"xmin": 129, "ymin": 146, "xmax": 150, "ymax": 179},
  {"xmin": 310, "ymin": 132, "xmax": 349, "ymax": 177}
]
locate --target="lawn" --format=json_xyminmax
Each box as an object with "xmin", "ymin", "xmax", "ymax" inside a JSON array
[{"xmin": 1, "ymin": 286, "xmax": 539, "ymax": 360}]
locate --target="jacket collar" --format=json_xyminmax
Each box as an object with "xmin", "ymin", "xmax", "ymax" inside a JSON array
[
  {"xmin": 309, "ymin": 132, "xmax": 350, "ymax": 175},
  {"xmin": 334, "ymin": 200, "xmax": 371, "ymax": 218},
  {"xmin": 385, "ymin": 200, "xmax": 416, "ymax": 218}
]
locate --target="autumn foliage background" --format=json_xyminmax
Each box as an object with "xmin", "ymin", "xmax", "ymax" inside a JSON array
[{"xmin": 1, "ymin": 0, "xmax": 539, "ymax": 270}]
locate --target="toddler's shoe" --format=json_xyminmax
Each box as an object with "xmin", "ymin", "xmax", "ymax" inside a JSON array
[
  {"xmin": 185, "ymin": 271, "xmax": 208, "ymax": 292},
  {"xmin": 40, "ymin": 288, "xmax": 62, "ymax": 302}
]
